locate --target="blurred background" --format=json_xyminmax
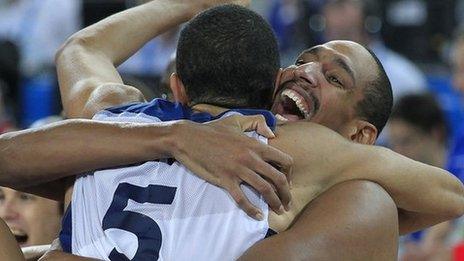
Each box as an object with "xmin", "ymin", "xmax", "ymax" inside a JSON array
[{"xmin": 0, "ymin": 0, "xmax": 463, "ymax": 260}]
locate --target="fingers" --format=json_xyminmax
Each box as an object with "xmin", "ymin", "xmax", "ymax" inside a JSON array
[
  {"xmin": 251, "ymin": 157, "xmax": 291, "ymax": 211},
  {"xmin": 239, "ymin": 169, "xmax": 285, "ymax": 215},
  {"xmin": 227, "ymin": 182, "xmax": 264, "ymax": 221},
  {"xmin": 255, "ymin": 117, "xmax": 275, "ymax": 139},
  {"xmin": 209, "ymin": 114, "xmax": 275, "ymax": 138},
  {"xmin": 236, "ymin": 115, "xmax": 275, "ymax": 138},
  {"xmin": 261, "ymin": 145, "xmax": 293, "ymax": 179}
]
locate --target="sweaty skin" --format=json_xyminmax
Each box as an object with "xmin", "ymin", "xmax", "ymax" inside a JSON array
[{"xmin": 240, "ymin": 181, "xmax": 400, "ymax": 261}]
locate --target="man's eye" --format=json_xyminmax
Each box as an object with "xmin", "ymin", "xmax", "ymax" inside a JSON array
[
  {"xmin": 19, "ymin": 194, "xmax": 34, "ymax": 201},
  {"xmin": 328, "ymin": 75, "xmax": 343, "ymax": 86},
  {"xmin": 295, "ymin": 60, "xmax": 305, "ymax": 66}
]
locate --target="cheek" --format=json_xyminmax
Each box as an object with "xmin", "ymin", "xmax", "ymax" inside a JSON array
[
  {"xmin": 319, "ymin": 93, "xmax": 353, "ymax": 126},
  {"xmin": 24, "ymin": 201, "xmax": 62, "ymax": 244}
]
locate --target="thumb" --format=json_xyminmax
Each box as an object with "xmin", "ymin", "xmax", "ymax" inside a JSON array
[{"xmin": 237, "ymin": 115, "xmax": 275, "ymax": 138}]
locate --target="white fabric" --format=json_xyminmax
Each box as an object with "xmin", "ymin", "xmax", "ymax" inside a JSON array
[{"xmin": 71, "ymin": 110, "xmax": 270, "ymax": 261}]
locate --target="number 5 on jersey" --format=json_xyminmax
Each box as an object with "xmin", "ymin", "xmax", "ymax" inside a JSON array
[{"xmin": 102, "ymin": 183, "xmax": 177, "ymax": 260}]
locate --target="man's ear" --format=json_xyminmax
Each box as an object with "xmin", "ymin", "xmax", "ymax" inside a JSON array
[
  {"xmin": 345, "ymin": 120, "xmax": 378, "ymax": 145},
  {"xmin": 272, "ymin": 68, "xmax": 284, "ymax": 99},
  {"xmin": 169, "ymin": 73, "xmax": 189, "ymax": 105}
]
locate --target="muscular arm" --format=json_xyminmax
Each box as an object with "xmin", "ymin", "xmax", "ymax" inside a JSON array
[
  {"xmin": 56, "ymin": 0, "xmax": 195, "ymax": 118},
  {"xmin": 57, "ymin": 0, "xmax": 248, "ymax": 118},
  {"xmin": 344, "ymin": 145, "xmax": 463, "ymax": 234},
  {"xmin": 239, "ymin": 181, "xmax": 399, "ymax": 260},
  {"xmin": 1, "ymin": 114, "xmax": 292, "ymax": 215},
  {"xmin": 0, "ymin": 119, "xmax": 177, "ymax": 190},
  {"xmin": 273, "ymin": 122, "xmax": 464, "ymax": 234}
]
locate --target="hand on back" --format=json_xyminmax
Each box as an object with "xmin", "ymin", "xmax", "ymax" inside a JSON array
[{"xmin": 171, "ymin": 114, "xmax": 293, "ymax": 220}]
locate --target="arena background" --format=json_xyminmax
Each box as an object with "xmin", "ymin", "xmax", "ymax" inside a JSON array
[{"xmin": 0, "ymin": 0, "xmax": 463, "ymax": 260}]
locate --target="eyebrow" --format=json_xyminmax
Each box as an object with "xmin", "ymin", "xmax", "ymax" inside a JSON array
[{"xmin": 302, "ymin": 47, "xmax": 356, "ymax": 86}]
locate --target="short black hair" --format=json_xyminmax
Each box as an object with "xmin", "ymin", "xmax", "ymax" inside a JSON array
[
  {"xmin": 354, "ymin": 47, "xmax": 393, "ymax": 136},
  {"xmin": 391, "ymin": 93, "xmax": 448, "ymax": 139},
  {"xmin": 176, "ymin": 4, "xmax": 280, "ymax": 109}
]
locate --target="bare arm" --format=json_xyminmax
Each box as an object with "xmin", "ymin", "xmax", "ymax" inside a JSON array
[
  {"xmin": 0, "ymin": 115, "xmax": 293, "ymax": 216},
  {"xmin": 56, "ymin": 0, "xmax": 194, "ymax": 118},
  {"xmin": 0, "ymin": 119, "xmax": 177, "ymax": 189},
  {"xmin": 56, "ymin": 0, "xmax": 247, "ymax": 119},
  {"xmin": 239, "ymin": 181, "xmax": 399, "ymax": 260},
  {"xmin": 273, "ymin": 122, "xmax": 464, "ymax": 234},
  {"xmin": 344, "ymin": 146, "xmax": 464, "ymax": 234}
]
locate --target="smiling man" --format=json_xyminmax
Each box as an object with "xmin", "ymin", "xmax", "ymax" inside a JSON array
[
  {"xmin": 272, "ymin": 42, "xmax": 390, "ymax": 145},
  {"xmin": 1, "ymin": 1, "xmax": 463, "ymax": 260}
]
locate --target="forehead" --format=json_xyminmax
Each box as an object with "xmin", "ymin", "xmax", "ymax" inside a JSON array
[{"xmin": 297, "ymin": 40, "xmax": 377, "ymax": 84}]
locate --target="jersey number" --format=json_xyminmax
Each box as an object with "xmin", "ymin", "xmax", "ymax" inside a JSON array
[{"xmin": 102, "ymin": 183, "xmax": 177, "ymax": 260}]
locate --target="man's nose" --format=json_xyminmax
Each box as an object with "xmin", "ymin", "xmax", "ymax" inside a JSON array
[
  {"xmin": 280, "ymin": 65, "xmax": 297, "ymax": 83},
  {"xmin": 0, "ymin": 198, "xmax": 20, "ymax": 221},
  {"xmin": 294, "ymin": 63, "xmax": 319, "ymax": 89}
]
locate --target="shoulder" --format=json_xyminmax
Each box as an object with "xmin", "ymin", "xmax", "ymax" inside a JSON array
[{"xmin": 270, "ymin": 122, "xmax": 351, "ymax": 169}]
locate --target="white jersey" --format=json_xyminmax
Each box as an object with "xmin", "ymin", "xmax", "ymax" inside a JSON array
[{"xmin": 61, "ymin": 99, "xmax": 276, "ymax": 261}]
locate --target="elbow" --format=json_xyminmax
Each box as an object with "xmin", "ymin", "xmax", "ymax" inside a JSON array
[
  {"xmin": 55, "ymin": 35, "xmax": 77, "ymax": 63},
  {"xmin": 55, "ymin": 33, "xmax": 93, "ymax": 64}
]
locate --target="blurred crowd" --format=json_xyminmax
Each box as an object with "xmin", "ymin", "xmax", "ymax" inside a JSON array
[{"xmin": 0, "ymin": 0, "xmax": 463, "ymax": 260}]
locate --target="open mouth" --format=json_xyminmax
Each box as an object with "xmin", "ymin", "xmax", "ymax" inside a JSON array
[
  {"xmin": 11, "ymin": 229, "xmax": 28, "ymax": 245},
  {"xmin": 274, "ymin": 87, "xmax": 314, "ymax": 122}
]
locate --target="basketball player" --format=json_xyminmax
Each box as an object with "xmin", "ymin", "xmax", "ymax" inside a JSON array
[
  {"xmin": 43, "ymin": 1, "xmax": 464, "ymax": 260},
  {"xmin": 0, "ymin": 0, "xmax": 462, "ymax": 258}
]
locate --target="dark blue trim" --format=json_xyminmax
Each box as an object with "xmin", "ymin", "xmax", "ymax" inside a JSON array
[
  {"xmin": 103, "ymin": 99, "xmax": 276, "ymax": 131},
  {"xmin": 265, "ymin": 228, "xmax": 277, "ymax": 238},
  {"xmin": 59, "ymin": 204, "xmax": 72, "ymax": 253}
]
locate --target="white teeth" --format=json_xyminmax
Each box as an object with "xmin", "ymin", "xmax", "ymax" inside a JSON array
[
  {"xmin": 11, "ymin": 229, "xmax": 26, "ymax": 236},
  {"xmin": 275, "ymin": 114, "xmax": 289, "ymax": 122},
  {"xmin": 281, "ymin": 89, "xmax": 310, "ymax": 118}
]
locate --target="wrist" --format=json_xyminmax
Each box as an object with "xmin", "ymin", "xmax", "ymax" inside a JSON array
[{"xmin": 163, "ymin": 120, "xmax": 190, "ymax": 159}]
